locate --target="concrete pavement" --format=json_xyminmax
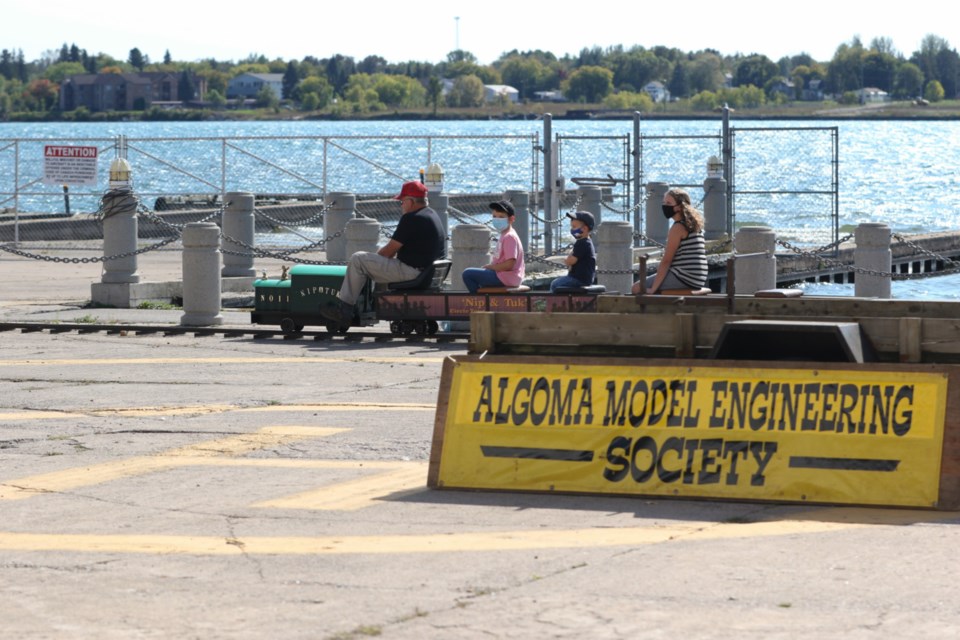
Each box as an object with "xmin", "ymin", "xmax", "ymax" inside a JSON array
[{"xmin": 1, "ymin": 248, "xmax": 959, "ymax": 639}]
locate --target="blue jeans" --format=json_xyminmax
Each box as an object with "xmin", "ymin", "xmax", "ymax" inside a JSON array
[
  {"xmin": 462, "ymin": 268, "xmax": 503, "ymax": 293},
  {"xmin": 550, "ymin": 275, "xmax": 588, "ymax": 292}
]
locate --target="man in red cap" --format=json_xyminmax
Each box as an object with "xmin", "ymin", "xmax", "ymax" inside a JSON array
[{"xmin": 320, "ymin": 180, "xmax": 446, "ymax": 327}]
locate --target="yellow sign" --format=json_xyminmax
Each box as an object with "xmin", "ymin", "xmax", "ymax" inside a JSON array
[{"xmin": 433, "ymin": 359, "xmax": 948, "ymax": 507}]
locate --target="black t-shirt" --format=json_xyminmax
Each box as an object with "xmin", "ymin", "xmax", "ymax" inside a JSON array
[
  {"xmin": 392, "ymin": 206, "xmax": 446, "ymax": 269},
  {"xmin": 569, "ymin": 236, "xmax": 596, "ymax": 284}
]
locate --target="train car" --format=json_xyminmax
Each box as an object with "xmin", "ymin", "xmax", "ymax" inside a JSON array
[
  {"xmin": 251, "ymin": 260, "xmax": 603, "ymax": 336},
  {"xmin": 252, "ymin": 264, "xmax": 375, "ymax": 334}
]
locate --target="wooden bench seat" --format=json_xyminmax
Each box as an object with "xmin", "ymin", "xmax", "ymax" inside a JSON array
[
  {"xmin": 477, "ymin": 285, "xmax": 531, "ymax": 294},
  {"xmin": 657, "ymin": 287, "xmax": 712, "ymax": 296}
]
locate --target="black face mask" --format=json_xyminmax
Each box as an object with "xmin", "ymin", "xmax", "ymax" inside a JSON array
[{"xmin": 662, "ymin": 204, "xmax": 676, "ymax": 219}]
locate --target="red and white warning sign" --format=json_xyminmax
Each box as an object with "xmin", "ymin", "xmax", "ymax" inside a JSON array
[{"xmin": 43, "ymin": 145, "xmax": 99, "ymax": 186}]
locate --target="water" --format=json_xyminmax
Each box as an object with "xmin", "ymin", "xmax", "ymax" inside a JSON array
[{"xmin": 2, "ymin": 118, "xmax": 959, "ymax": 299}]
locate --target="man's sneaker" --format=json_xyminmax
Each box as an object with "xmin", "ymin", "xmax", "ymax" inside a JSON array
[{"xmin": 319, "ymin": 300, "xmax": 354, "ymax": 326}]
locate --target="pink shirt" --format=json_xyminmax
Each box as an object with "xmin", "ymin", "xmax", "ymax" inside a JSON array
[{"xmin": 493, "ymin": 228, "xmax": 525, "ymax": 287}]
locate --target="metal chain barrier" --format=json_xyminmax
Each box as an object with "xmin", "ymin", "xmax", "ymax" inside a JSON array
[
  {"xmin": 220, "ymin": 229, "xmax": 345, "ymax": 264},
  {"xmin": 0, "ymin": 236, "xmax": 181, "ymax": 263},
  {"xmin": 775, "ymin": 237, "xmax": 960, "ymax": 281},
  {"xmin": 251, "ymin": 202, "xmax": 330, "ymax": 228}
]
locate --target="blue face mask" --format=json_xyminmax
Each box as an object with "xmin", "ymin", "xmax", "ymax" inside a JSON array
[
  {"xmin": 490, "ymin": 218, "xmax": 509, "ymax": 231},
  {"xmin": 571, "ymin": 227, "xmax": 584, "ymax": 238}
]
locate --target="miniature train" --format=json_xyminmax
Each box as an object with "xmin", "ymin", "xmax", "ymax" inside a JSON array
[{"xmin": 251, "ymin": 260, "xmax": 605, "ymax": 335}]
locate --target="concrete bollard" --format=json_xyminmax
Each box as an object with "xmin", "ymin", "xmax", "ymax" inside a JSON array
[
  {"xmin": 702, "ymin": 176, "xmax": 727, "ymax": 241},
  {"xmin": 221, "ymin": 191, "xmax": 256, "ymax": 277},
  {"xmin": 854, "ymin": 223, "xmax": 892, "ymax": 298},
  {"xmin": 506, "ymin": 189, "xmax": 530, "ymax": 251},
  {"xmin": 180, "ymin": 222, "xmax": 223, "ymax": 326},
  {"xmin": 734, "ymin": 226, "xmax": 777, "ymax": 294},
  {"xmin": 451, "ymin": 224, "xmax": 492, "ymax": 291},
  {"xmin": 323, "ymin": 191, "xmax": 355, "ymax": 262},
  {"xmin": 595, "ymin": 220, "xmax": 633, "ymax": 294},
  {"xmin": 344, "ymin": 217, "xmax": 381, "ymax": 258},
  {"xmin": 100, "ymin": 189, "xmax": 140, "ymax": 283},
  {"xmin": 645, "ymin": 181, "xmax": 670, "ymax": 246},
  {"xmin": 578, "ymin": 186, "xmax": 603, "ymax": 227}
]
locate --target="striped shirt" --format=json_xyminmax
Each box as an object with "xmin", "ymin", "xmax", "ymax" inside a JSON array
[{"xmin": 670, "ymin": 229, "xmax": 708, "ymax": 288}]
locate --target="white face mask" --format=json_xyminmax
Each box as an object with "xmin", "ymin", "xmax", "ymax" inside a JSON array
[{"xmin": 490, "ymin": 218, "xmax": 509, "ymax": 231}]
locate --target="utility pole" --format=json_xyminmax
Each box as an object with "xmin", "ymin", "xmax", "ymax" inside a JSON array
[{"xmin": 455, "ymin": 16, "xmax": 460, "ymax": 52}]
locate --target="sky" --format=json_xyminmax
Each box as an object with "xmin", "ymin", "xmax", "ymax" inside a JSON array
[{"xmin": 2, "ymin": 0, "xmax": 949, "ymax": 66}]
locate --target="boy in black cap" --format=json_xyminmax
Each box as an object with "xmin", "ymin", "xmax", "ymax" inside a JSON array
[{"xmin": 550, "ymin": 211, "xmax": 596, "ymax": 292}]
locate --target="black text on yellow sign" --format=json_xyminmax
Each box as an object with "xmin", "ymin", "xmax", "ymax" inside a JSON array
[{"xmin": 436, "ymin": 362, "xmax": 948, "ymax": 507}]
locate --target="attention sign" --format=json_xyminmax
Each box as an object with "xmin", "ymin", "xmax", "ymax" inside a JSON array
[
  {"xmin": 43, "ymin": 145, "xmax": 99, "ymax": 186},
  {"xmin": 431, "ymin": 358, "xmax": 949, "ymax": 507}
]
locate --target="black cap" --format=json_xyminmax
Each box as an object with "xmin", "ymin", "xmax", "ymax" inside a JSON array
[
  {"xmin": 566, "ymin": 211, "xmax": 595, "ymax": 230},
  {"xmin": 489, "ymin": 200, "xmax": 515, "ymax": 216}
]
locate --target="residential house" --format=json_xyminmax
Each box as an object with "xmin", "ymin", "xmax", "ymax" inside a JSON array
[
  {"xmin": 533, "ymin": 90, "xmax": 566, "ymax": 102},
  {"xmin": 768, "ymin": 78, "xmax": 796, "ymax": 100},
  {"xmin": 643, "ymin": 81, "xmax": 670, "ymax": 103},
  {"xmin": 801, "ymin": 78, "xmax": 825, "ymax": 102},
  {"xmin": 858, "ymin": 87, "xmax": 890, "ymax": 103},
  {"xmin": 60, "ymin": 72, "xmax": 186, "ymax": 112},
  {"xmin": 226, "ymin": 73, "xmax": 283, "ymax": 100},
  {"xmin": 483, "ymin": 84, "xmax": 519, "ymax": 104}
]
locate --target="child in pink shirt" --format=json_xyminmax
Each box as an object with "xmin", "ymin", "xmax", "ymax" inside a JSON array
[{"xmin": 461, "ymin": 200, "xmax": 526, "ymax": 292}]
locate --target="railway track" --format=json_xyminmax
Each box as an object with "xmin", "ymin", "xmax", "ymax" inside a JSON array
[{"xmin": 0, "ymin": 322, "xmax": 471, "ymax": 343}]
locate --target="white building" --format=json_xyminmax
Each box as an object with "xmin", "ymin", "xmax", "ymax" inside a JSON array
[
  {"xmin": 484, "ymin": 84, "xmax": 520, "ymax": 104},
  {"xmin": 643, "ymin": 81, "xmax": 671, "ymax": 103}
]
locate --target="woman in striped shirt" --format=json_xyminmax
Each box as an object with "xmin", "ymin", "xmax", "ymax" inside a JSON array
[{"xmin": 631, "ymin": 188, "xmax": 708, "ymax": 294}]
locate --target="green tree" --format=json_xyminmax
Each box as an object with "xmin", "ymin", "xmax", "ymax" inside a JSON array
[
  {"xmin": 925, "ymin": 79, "xmax": 945, "ymax": 101},
  {"xmin": 128, "ymin": 48, "xmax": 145, "ymax": 71},
  {"xmin": 603, "ymin": 90, "xmax": 653, "ymax": 111},
  {"xmin": 370, "ymin": 73, "xmax": 425, "ymax": 108},
  {"xmin": 733, "ymin": 54, "xmax": 778, "ymax": 89},
  {"xmin": 826, "ymin": 40, "xmax": 866, "ymax": 94},
  {"xmin": 255, "ymin": 84, "xmax": 279, "ymax": 108},
  {"xmin": 563, "ymin": 65, "xmax": 613, "ymax": 102},
  {"xmin": 687, "ymin": 52, "xmax": 725, "ymax": 94},
  {"xmin": 446, "ymin": 74, "xmax": 484, "ymax": 107},
  {"xmin": 427, "ymin": 76, "xmax": 442, "ymax": 115},
  {"xmin": 499, "ymin": 56, "xmax": 549, "ymax": 100},
  {"xmin": 282, "ymin": 60, "xmax": 299, "ymax": 100},
  {"xmin": 207, "ymin": 89, "xmax": 226, "ymax": 109},
  {"xmin": 44, "ymin": 61, "xmax": 85, "ymax": 85},
  {"xmin": 298, "ymin": 75, "xmax": 333, "ymax": 108},
  {"xmin": 300, "ymin": 92, "xmax": 320, "ymax": 111},
  {"xmin": 178, "ymin": 71, "xmax": 196, "ymax": 101},
  {"xmin": 690, "ymin": 90, "xmax": 719, "ymax": 111},
  {"xmin": 163, "ymin": 50, "xmax": 172, "ymax": 65},
  {"xmin": 894, "ymin": 62, "xmax": 924, "ymax": 98}
]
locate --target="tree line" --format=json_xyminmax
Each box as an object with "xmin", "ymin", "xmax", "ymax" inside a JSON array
[{"xmin": 0, "ymin": 34, "xmax": 957, "ymax": 117}]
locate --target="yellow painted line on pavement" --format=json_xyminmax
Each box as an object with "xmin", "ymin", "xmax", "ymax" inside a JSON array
[
  {"xmin": 0, "ymin": 356, "xmax": 444, "ymax": 366},
  {"xmin": 0, "ymin": 402, "xmax": 434, "ymax": 421},
  {"xmin": 0, "ymin": 426, "xmax": 346, "ymax": 500},
  {"xmin": 253, "ymin": 462, "xmax": 428, "ymax": 511},
  {"xmin": 0, "ymin": 520, "xmax": 870, "ymax": 556}
]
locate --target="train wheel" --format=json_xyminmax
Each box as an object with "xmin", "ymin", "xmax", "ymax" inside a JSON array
[
  {"xmin": 389, "ymin": 321, "xmax": 402, "ymax": 336},
  {"xmin": 280, "ymin": 317, "xmax": 300, "ymax": 334},
  {"xmin": 325, "ymin": 322, "xmax": 349, "ymax": 336},
  {"xmin": 426, "ymin": 320, "xmax": 440, "ymax": 335}
]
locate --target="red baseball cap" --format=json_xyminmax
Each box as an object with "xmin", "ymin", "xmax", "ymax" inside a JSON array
[{"xmin": 394, "ymin": 181, "xmax": 428, "ymax": 200}]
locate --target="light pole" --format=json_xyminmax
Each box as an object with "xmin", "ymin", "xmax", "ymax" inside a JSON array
[{"xmin": 455, "ymin": 16, "xmax": 460, "ymax": 52}]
